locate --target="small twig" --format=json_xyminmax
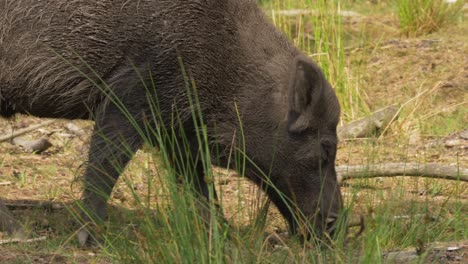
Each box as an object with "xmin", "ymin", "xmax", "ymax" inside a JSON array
[
  {"xmin": 337, "ymin": 163, "xmax": 468, "ymax": 184},
  {"xmin": 0, "ymin": 236, "xmax": 47, "ymax": 245},
  {"xmin": 3, "ymin": 199, "xmax": 66, "ymax": 211},
  {"xmin": 392, "ymin": 214, "xmax": 437, "ymax": 222},
  {"xmin": 0, "ymin": 181, "xmax": 13, "ymax": 186},
  {"xmin": 273, "ymin": 9, "xmax": 362, "ymax": 18},
  {"xmin": 0, "ymin": 120, "xmax": 56, "ymax": 142}
]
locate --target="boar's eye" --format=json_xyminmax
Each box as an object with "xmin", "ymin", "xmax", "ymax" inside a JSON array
[
  {"xmin": 320, "ymin": 143, "xmax": 329, "ymax": 164},
  {"xmin": 320, "ymin": 139, "xmax": 335, "ymax": 164}
]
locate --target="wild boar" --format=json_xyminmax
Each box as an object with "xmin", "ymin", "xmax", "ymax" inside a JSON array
[{"xmin": 0, "ymin": 0, "xmax": 343, "ymax": 244}]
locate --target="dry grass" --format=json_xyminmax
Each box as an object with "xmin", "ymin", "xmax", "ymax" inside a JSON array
[{"xmin": 396, "ymin": 0, "xmax": 464, "ymax": 37}]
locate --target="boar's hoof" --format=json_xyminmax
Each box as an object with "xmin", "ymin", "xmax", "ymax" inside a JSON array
[
  {"xmin": 77, "ymin": 229, "xmax": 90, "ymax": 247},
  {"xmin": 77, "ymin": 224, "xmax": 102, "ymax": 247}
]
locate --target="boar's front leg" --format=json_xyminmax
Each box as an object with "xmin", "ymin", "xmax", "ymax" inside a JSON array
[
  {"xmin": 77, "ymin": 100, "xmax": 145, "ymax": 246},
  {"xmin": 169, "ymin": 130, "xmax": 221, "ymax": 225}
]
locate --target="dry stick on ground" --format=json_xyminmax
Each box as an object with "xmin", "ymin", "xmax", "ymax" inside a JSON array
[
  {"xmin": 336, "ymin": 163, "xmax": 468, "ymax": 184},
  {"xmin": 0, "ymin": 236, "xmax": 47, "ymax": 245},
  {"xmin": 2, "ymin": 199, "xmax": 66, "ymax": 211},
  {"xmin": 273, "ymin": 9, "xmax": 362, "ymax": 18},
  {"xmin": 0, "ymin": 119, "xmax": 56, "ymax": 143}
]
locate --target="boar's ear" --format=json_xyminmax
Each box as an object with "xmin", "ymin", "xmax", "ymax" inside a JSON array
[{"xmin": 287, "ymin": 55, "xmax": 324, "ymax": 133}]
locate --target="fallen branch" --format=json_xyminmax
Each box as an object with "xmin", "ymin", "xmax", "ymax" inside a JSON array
[
  {"xmin": 273, "ymin": 9, "xmax": 362, "ymax": 18},
  {"xmin": 0, "ymin": 236, "xmax": 47, "ymax": 245},
  {"xmin": 2, "ymin": 199, "xmax": 66, "ymax": 211},
  {"xmin": 0, "ymin": 120, "xmax": 56, "ymax": 143},
  {"xmin": 336, "ymin": 163, "xmax": 468, "ymax": 183}
]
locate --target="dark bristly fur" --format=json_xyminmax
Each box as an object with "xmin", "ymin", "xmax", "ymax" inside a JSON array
[{"xmin": 0, "ymin": 0, "xmax": 343, "ymax": 244}]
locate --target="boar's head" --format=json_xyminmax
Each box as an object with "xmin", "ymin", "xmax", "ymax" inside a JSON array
[{"xmin": 232, "ymin": 54, "xmax": 343, "ymax": 239}]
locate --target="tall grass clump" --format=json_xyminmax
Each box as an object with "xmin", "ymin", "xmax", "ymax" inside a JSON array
[
  {"xmin": 267, "ymin": 0, "xmax": 369, "ymax": 121},
  {"xmin": 102, "ymin": 67, "xmax": 350, "ymax": 263},
  {"xmin": 396, "ymin": 0, "xmax": 464, "ymax": 36},
  {"xmin": 59, "ymin": 54, "xmax": 237, "ymax": 262},
  {"xmin": 73, "ymin": 59, "xmax": 298, "ymax": 262},
  {"xmin": 102, "ymin": 70, "xmax": 232, "ymax": 263}
]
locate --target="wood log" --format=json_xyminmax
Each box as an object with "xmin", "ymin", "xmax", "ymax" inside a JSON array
[
  {"xmin": 0, "ymin": 236, "xmax": 47, "ymax": 245},
  {"xmin": 336, "ymin": 163, "xmax": 468, "ymax": 183},
  {"xmin": 338, "ymin": 106, "xmax": 398, "ymax": 139},
  {"xmin": 0, "ymin": 120, "xmax": 55, "ymax": 143},
  {"xmin": 12, "ymin": 137, "xmax": 53, "ymax": 153},
  {"xmin": 273, "ymin": 9, "xmax": 362, "ymax": 18},
  {"xmin": 2, "ymin": 199, "xmax": 65, "ymax": 211}
]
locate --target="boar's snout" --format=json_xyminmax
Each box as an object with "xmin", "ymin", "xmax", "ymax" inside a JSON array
[
  {"xmin": 324, "ymin": 212, "xmax": 341, "ymax": 235},
  {"xmin": 288, "ymin": 179, "xmax": 344, "ymax": 241},
  {"xmin": 316, "ymin": 211, "xmax": 366, "ymax": 242},
  {"xmin": 315, "ymin": 194, "xmax": 344, "ymax": 239}
]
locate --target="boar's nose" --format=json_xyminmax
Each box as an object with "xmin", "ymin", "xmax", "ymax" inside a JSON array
[
  {"xmin": 326, "ymin": 216, "xmax": 337, "ymax": 225},
  {"xmin": 324, "ymin": 212, "xmax": 340, "ymax": 236},
  {"xmin": 325, "ymin": 213, "xmax": 366, "ymax": 241}
]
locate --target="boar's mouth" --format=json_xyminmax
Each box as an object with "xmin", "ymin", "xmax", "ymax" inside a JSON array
[{"xmin": 324, "ymin": 213, "xmax": 365, "ymax": 242}]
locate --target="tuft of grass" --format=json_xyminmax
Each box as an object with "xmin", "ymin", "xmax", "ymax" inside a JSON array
[
  {"xmin": 396, "ymin": 0, "xmax": 464, "ymax": 36},
  {"xmin": 14, "ymin": 169, "xmax": 28, "ymax": 188}
]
